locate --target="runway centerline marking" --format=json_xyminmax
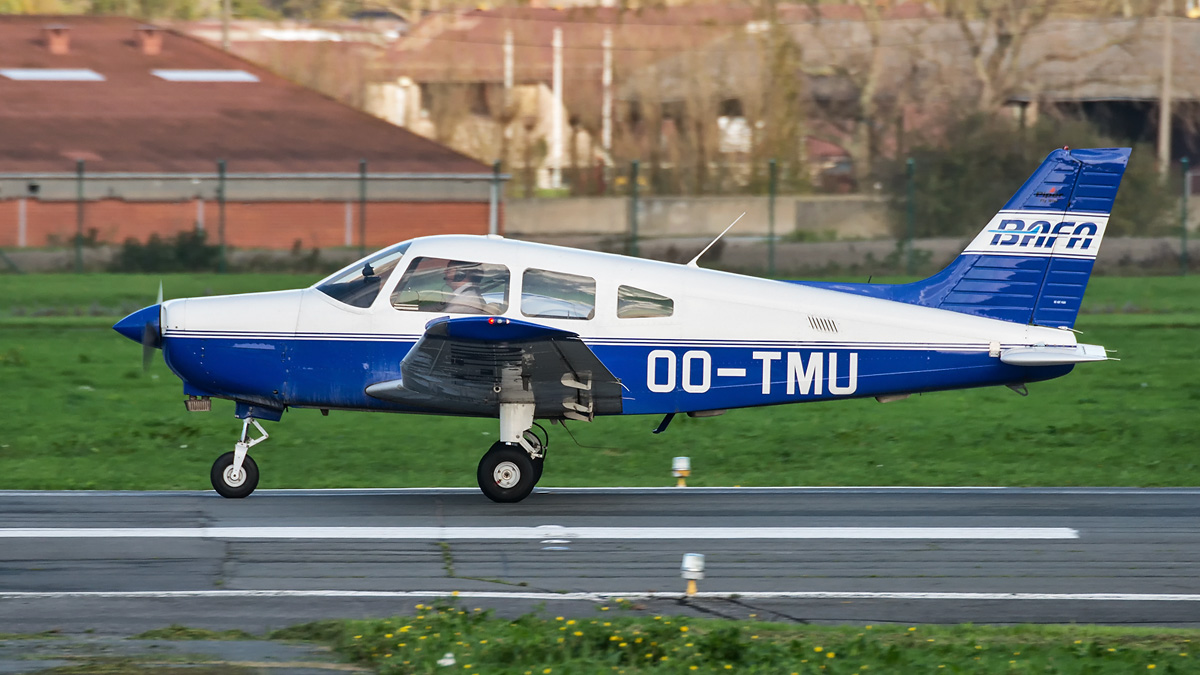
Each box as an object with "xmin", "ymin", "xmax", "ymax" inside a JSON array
[
  {"xmin": 0, "ymin": 527, "xmax": 1078, "ymax": 540},
  {"xmin": 2, "ymin": 590, "xmax": 1196, "ymax": 602}
]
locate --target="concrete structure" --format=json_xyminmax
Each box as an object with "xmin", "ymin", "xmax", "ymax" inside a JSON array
[{"xmin": 505, "ymin": 195, "xmax": 890, "ymax": 239}]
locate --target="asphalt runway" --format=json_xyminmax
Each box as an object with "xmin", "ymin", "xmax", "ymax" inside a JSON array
[{"xmin": 1, "ymin": 487, "xmax": 1199, "ymax": 634}]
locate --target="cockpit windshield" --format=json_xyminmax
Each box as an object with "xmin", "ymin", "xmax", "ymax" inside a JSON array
[{"xmin": 315, "ymin": 242, "xmax": 411, "ymax": 308}]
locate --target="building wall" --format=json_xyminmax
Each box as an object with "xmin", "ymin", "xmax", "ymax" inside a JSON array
[
  {"xmin": 0, "ymin": 199, "xmax": 493, "ymax": 249},
  {"xmin": 505, "ymin": 195, "xmax": 890, "ymax": 239}
]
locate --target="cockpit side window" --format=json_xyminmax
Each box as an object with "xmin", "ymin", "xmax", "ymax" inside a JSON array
[
  {"xmin": 391, "ymin": 256, "xmax": 510, "ymax": 315},
  {"xmin": 617, "ymin": 285, "xmax": 674, "ymax": 318},
  {"xmin": 521, "ymin": 269, "xmax": 596, "ymax": 320},
  {"xmin": 315, "ymin": 243, "xmax": 410, "ymax": 308}
]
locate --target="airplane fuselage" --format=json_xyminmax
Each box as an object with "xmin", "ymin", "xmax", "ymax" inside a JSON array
[{"xmin": 159, "ymin": 235, "xmax": 1077, "ymax": 418}]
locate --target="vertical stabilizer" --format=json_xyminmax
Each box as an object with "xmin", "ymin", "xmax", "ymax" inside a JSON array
[{"xmin": 797, "ymin": 148, "xmax": 1131, "ymax": 328}]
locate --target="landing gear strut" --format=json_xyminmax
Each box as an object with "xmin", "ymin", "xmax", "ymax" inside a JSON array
[
  {"xmin": 211, "ymin": 418, "xmax": 267, "ymax": 498},
  {"xmin": 476, "ymin": 402, "xmax": 548, "ymax": 503}
]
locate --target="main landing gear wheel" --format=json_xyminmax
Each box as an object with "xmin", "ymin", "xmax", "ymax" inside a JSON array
[
  {"xmin": 210, "ymin": 451, "xmax": 259, "ymax": 498},
  {"xmin": 477, "ymin": 442, "xmax": 536, "ymax": 503}
]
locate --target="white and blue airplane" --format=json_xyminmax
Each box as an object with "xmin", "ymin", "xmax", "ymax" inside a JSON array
[{"xmin": 115, "ymin": 147, "xmax": 1128, "ymax": 503}]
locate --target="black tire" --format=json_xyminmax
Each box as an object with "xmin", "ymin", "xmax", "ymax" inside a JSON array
[
  {"xmin": 210, "ymin": 451, "xmax": 259, "ymax": 498},
  {"xmin": 477, "ymin": 442, "xmax": 536, "ymax": 503},
  {"xmin": 530, "ymin": 455, "xmax": 545, "ymax": 485}
]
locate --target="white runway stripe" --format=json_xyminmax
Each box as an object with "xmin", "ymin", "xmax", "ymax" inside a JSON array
[
  {"xmin": 0, "ymin": 527, "xmax": 1079, "ymax": 540},
  {"xmin": 1, "ymin": 590, "xmax": 1196, "ymax": 602}
]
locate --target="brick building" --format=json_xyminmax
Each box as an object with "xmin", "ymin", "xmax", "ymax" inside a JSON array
[{"xmin": 0, "ymin": 16, "xmax": 498, "ymax": 251}]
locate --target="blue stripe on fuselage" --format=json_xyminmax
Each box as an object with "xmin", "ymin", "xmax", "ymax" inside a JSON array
[{"xmin": 161, "ymin": 336, "xmax": 1072, "ymax": 416}]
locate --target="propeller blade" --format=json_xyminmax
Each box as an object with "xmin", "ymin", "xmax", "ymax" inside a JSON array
[{"xmin": 156, "ymin": 280, "xmax": 163, "ymax": 305}]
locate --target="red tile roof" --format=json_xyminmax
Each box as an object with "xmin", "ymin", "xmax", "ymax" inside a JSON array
[{"xmin": 0, "ymin": 15, "xmax": 488, "ymax": 174}]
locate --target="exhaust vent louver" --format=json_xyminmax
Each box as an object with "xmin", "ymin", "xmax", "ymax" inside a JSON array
[{"xmin": 808, "ymin": 316, "xmax": 838, "ymax": 333}]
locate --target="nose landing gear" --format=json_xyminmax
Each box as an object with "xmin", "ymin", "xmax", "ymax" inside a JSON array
[{"xmin": 211, "ymin": 418, "xmax": 268, "ymax": 498}]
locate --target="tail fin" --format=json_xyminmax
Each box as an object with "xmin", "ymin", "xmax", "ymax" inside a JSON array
[{"xmin": 802, "ymin": 147, "xmax": 1131, "ymax": 328}]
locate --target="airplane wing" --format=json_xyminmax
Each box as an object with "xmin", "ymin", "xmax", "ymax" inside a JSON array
[{"xmin": 365, "ymin": 316, "xmax": 624, "ymax": 419}]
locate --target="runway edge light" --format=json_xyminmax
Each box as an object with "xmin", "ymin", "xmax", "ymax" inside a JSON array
[
  {"xmin": 681, "ymin": 552, "xmax": 705, "ymax": 596},
  {"xmin": 672, "ymin": 456, "xmax": 691, "ymax": 487}
]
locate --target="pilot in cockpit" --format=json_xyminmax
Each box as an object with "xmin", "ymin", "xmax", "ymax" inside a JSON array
[{"xmin": 441, "ymin": 261, "xmax": 489, "ymax": 314}]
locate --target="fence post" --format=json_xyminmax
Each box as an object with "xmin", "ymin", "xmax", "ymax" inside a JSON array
[
  {"xmin": 905, "ymin": 157, "xmax": 916, "ymax": 276},
  {"xmin": 359, "ymin": 159, "xmax": 367, "ymax": 257},
  {"xmin": 217, "ymin": 159, "xmax": 227, "ymax": 273},
  {"xmin": 1183, "ymin": 156, "xmax": 1191, "ymax": 276},
  {"xmin": 489, "ymin": 160, "xmax": 501, "ymax": 236},
  {"xmin": 75, "ymin": 159, "xmax": 84, "ymax": 274},
  {"xmin": 628, "ymin": 159, "xmax": 640, "ymax": 257},
  {"xmin": 768, "ymin": 158, "xmax": 777, "ymax": 278}
]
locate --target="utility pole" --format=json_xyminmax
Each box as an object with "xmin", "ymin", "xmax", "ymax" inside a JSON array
[
  {"xmin": 906, "ymin": 158, "xmax": 916, "ymax": 276},
  {"xmin": 1158, "ymin": 0, "xmax": 1174, "ymax": 178},
  {"xmin": 221, "ymin": 0, "xmax": 231, "ymax": 51},
  {"xmin": 768, "ymin": 158, "xmax": 777, "ymax": 278},
  {"xmin": 551, "ymin": 27, "xmax": 564, "ymax": 190},
  {"xmin": 602, "ymin": 27, "xmax": 613, "ymax": 155},
  {"xmin": 503, "ymin": 30, "xmax": 514, "ymax": 95}
]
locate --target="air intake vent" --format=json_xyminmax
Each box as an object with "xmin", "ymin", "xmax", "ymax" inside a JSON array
[{"xmin": 808, "ymin": 316, "xmax": 838, "ymax": 333}]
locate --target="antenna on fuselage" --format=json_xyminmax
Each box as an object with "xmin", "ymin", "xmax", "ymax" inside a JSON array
[{"xmin": 686, "ymin": 212, "xmax": 745, "ymax": 268}]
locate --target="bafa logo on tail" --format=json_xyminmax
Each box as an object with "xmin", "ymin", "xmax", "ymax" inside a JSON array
[
  {"xmin": 966, "ymin": 211, "xmax": 1109, "ymax": 258},
  {"xmin": 988, "ymin": 219, "xmax": 1099, "ymax": 250}
]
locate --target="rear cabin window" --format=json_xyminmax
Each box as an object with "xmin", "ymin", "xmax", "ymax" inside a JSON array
[
  {"xmin": 316, "ymin": 243, "xmax": 410, "ymax": 308},
  {"xmin": 617, "ymin": 285, "xmax": 674, "ymax": 318},
  {"xmin": 521, "ymin": 268, "xmax": 596, "ymax": 320},
  {"xmin": 390, "ymin": 256, "xmax": 510, "ymax": 315}
]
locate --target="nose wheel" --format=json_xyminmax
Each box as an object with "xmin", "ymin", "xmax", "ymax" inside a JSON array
[
  {"xmin": 211, "ymin": 417, "xmax": 268, "ymax": 498},
  {"xmin": 211, "ymin": 451, "xmax": 260, "ymax": 498}
]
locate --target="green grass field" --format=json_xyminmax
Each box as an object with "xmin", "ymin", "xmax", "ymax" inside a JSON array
[
  {"xmin": 0, "ymin": 273, "xmax": 1197, "ymax": 490},
  {"xmin": 280, "ymin": 605, "xmax": 1200, "ymax": 674}
]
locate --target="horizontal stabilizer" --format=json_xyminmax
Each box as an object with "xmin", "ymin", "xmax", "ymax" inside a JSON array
[{"xmin": 1000, "ymin": 343, "xmax": 1108, "ymax": 366}]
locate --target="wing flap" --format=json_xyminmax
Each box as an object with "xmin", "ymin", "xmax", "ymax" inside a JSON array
[{"xmin": 367, "ymin": 316, "xmax": 622, "ymax": 418}]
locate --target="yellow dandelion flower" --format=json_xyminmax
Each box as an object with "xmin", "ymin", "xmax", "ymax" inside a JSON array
[
  {"xmin": 601, "ymin": 606, "xmax": 610, "ymax": 611},
  {"xmin": 384, "ymin": 654, "xmax": 391, "ymax": 658},
  {"xmin": 610, "ymin": 636, "xmax": 620, "ymax": 641},
  {"xmin": 353, "ymin": 635, "xmax": 362, "ymax": 639},
  {"xmin": 619, "ymin": 642, "xmax": 627, "ymax": 648},
  {"xmin": 384, "ymin": 634, "xmax": 393, "ymax": 638},
  {"xmin": 574, "ymin": 631, "xmax": 583, "ymax": 636},
  {"xmin": 908, "ymin": 627, "xmax": 916, "ymax": 632},
  {"xmin": 567, "ymin": 620, "xmax": 576, "ymax": 625},
  {"xmin": 636, "ymin": 637, "xmax": 643, "ymax": 644},
  {"xmin": 556, "ymin": 616, "xmax": 564, "ymax": 621},
  {"xmin": 1075, "ymin": 640, "xmax": 1082, "ymax": 644},
  {"xmin": 725, "ymin": 665, "xmax": 733, "ymax": 670},
  {"xmin": 660, "ymin": 656, "xmax": 669, "ymax": 661},
  {"xmin": 1148, "ymin": 666, "xmax": 1156, "ymax": 670},
  {"xmin": 827, "ymin": 652, "xmax": 836, "ymax": 659},
  {"xmin": 645, "ymin": 653, "xmax": 653, "ymax": 659},
  {"xmin": 680, "ymin": 626, "xmax": 689, "ymax": 633},
  {"xmin": 751, "ymin": 635, "xmax": 759, "ymax": 640},
  {"xmin": 557, "ymin": 637, "xmax": 564, "ymax": 643},
  {"xmin": 543, "ymin": 669, "xmax": 552, "ymax": 674},
  {"xmin": 865, "ymin": 625, "xmax": 873, "ymax": 629},
  {"xmin": 690, "ymin": 667, "xmax": 698, "ymax": 671},
  {"xmin": 1181, "ymin": 653, "xmax": 1189, "ymax": 657},
  {"xmin": 814, "ymin": 647, "xmax": 823, "ymax": 652},
  {"xmin": 604, "ymin": 622, "xmax": 611, "ymax": 626},
  {"xmin": 464, "ymin": 666, "xmax": 472, "ymax": 670}
]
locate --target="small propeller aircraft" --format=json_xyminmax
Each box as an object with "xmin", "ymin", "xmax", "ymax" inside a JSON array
[{"xmin": 115, "ymin": 147, "xmax": 1128, "ymax": 503}]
